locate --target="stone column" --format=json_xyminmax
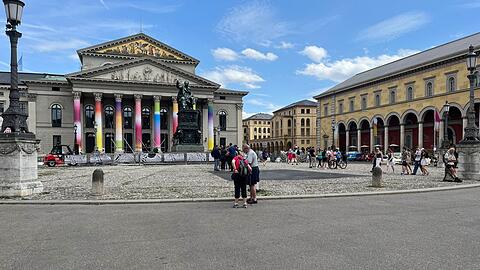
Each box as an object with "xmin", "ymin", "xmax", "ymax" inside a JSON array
[
  {"xmin": 153, "ymin": 95, "xmax": 161, "ymax": 150},
  {"xmin": 134, "ymin": 94, "xmax": 142, "ymax": 152},
  {"xmin": 462, "ymin": 117, "xmax": 468, "ymax": 139},
  {"xmin": 370, "ymin": 127, "xmax": 375, "ymax": 152},
  {"xmin": 418, "ymin": 122, "xmax": 424, "ymax": 148},
  {"xmin": 345, "ymin": 130, "xmax": 350, "ymax": 151},
  {"xmin": 208, "ymin": 99, "xmax": 214, "ymax": 151},
  {"xmin": 439, "ymin": 120, "xmax": 445, "ymax": 146},
  {"xmin": 384, "ymin": 125, "xmax": 389, "ymax": 154},
  {"xmin": 236, "ymin": 103, "xmax": 243, "ymax": 146},
  {"xmin": 94, "ymin": 93, "xmax": 103, "ymax": 152},
  {"xmin": 400, "ymin": 124, "xmax": 405, "ymax": 150},
  {"xmin": 357, "ymin": 129, "xmax": 361, "ymax": 151},
  {"xmin": 114, "ymin": 94, "xmax": 123, "ymax": 153},
  {"xmin": 172, "ymin": 96, "xmax": 178, "ymax": 134},
  {"xmin": 27, "ymin": 94, "xmax": 37, "ymax": 135},
  {"xmin": 73, "ymin": 92, "xmax": 82, "ymax": 153}
]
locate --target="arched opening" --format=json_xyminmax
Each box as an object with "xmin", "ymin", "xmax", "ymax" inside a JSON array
[
  {"xmin": 85, "ymin": 105, "xmax": 94, "ymax": 128},
  {"xmin": 403, "ymin": 112, "xmax": 418, "ymax": 150},
  {"xmin": 287, "ymin": 141, "xmax": 292, "ymax": 150},
  {"xmin": 275, "ymin": 141, "xmax": 279, "ymax": 153},
  {"xmin": 348, "ymin": 122, "xmax": 358, "ymax": 152},
  {"xmin": 447, "ymin": 106, "xmax": 463, "ymax": 144},
  {"xmin": 422, "ymin": 110, "xmax": 436, "ymax": 150},
  {"xmin": 142, "ymin": 107, "xmax": 151, "ymax": 129},
  {"xmin": 387, "ymin": 115, "xmax": 401, "ymax": 150},
  {"xmin": 51, "ymin": 104, "xmax": 62, "ymax": 127},
  {"xmin": 359, "ymin": 119, "xmax": 371, "ymax": 152},
  {"xmin": 104, "ymin": 105, "xmax": 114, "ymax": 129},
  {"xmin": 372, "ymin": 118, "xmax": 385, "ymax": 149},
  {"xmin": 338, "ymin": 123, "xmax": 346, "ymax": 152}
]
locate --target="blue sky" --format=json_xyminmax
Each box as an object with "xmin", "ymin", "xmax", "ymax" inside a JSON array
[{"xmin": 0, "ymin": 0, "xmax": 479, "ymax": 117}]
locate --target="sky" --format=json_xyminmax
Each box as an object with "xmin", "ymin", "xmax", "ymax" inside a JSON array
[{"xmin": 0, "ymin": 0, "xmax": 479, "ymax": 118}]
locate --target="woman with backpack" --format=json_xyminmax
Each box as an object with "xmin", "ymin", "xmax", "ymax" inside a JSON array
[{"xmin": 231, "ymin": 151, "xmax": 251, "ymax": 208}]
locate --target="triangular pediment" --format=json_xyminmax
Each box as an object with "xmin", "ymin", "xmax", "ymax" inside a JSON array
[
  {"xmin": 78, "ymin": 33, "xmax": 199, "ymax": 64},
  {"xmin": 67, "ymin": 58, "xmax": 219, "ymax": 88}
]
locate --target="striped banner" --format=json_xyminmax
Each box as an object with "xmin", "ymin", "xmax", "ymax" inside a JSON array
[
  {"xmin": 208, "ymin": 103, "xmax": 214, "ymax": 150},
  {"xmin": 154, "ymin": 97, "xmax": 161, "ymax": 148}
]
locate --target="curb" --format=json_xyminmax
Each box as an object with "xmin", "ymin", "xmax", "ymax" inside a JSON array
[{"xmin": 1, "ymin": 183, "xmax": 480, "ymax": 205}]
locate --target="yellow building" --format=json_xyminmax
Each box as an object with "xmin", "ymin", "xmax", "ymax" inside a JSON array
[
  {"xmin": 242, "ymin": 113, "xmax": 273, "ymax": 145},
  {"xmin": 315, "ymin": 33, "xmax": 480, "ymax": 153},
  {"xmin": 249, "ymin": 100, "xmax": 317, "ymax": 152}
]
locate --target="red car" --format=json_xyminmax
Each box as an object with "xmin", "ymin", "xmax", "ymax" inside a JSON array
[{"xmin": 43, "ymin": 145, "xmax": 74, "ymax": 167}]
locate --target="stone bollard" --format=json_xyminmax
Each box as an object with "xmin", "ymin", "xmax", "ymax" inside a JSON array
[
  {"xmin": 371, "ymin": 167, "xmax": 383, "ymax": 188},
  {"xmin": 92, "ymin": 169, "xmax": 104, "ymax": 195}
]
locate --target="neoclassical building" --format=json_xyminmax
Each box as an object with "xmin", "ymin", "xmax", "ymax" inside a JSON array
[
  {"xmin": 242, "ymin": 113, "xmax": 273, "ymax": 145},
  {"xmin": 315, "ymin": 33, "xmax": 480, "ymax": 153},
  {"xmin": 0, "ymin": 33, "xmax": 247, "ymax": 154}
]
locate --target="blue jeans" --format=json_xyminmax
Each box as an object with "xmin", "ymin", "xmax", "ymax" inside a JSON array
[
  {"xmin": 214, "ymin": 159, "xmax": 220, "ymax": 170},
  {"xmin": 412, "ymin": 161, "xmax": 420, "ymax": 175}
]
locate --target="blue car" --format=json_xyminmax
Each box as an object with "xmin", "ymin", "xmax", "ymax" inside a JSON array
[{"xmin": 346, "ymin": 151, "xmax": 361, "ymax": 161}]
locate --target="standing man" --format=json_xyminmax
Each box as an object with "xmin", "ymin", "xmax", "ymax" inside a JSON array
[
  {"xmin": 308, "ymin": 147, "xmax": 316, "ymax": 168},
  {"xmin": 412, "ymin": 147, "xmax": 422, "ymax": 175},
  {"xmin": 211, "ymin": 145, "xmax": 221, "ymax": 171},
  {"xmin": 226, "ymin": 143, "xmax": 236, "ymax": 172},
  {"xmin": 243, "ymin": 144, "xmax": 259, "ymax": 204}
]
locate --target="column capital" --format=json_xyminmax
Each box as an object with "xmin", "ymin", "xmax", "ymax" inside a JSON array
[
  {"xmin": 153, "ymin": 95, "xmax": 162, "ymax": 102},
  {"xmin": 73, "ymin": 91, "xmax": 81, "ymax": 100},
  {"xmin": 236, "ymin": 103, "xmax": 243, "ymax": 110},
  {"xmin": 172, "ymin": 96, "xmax": 177, "ymax": 102},
  {"xmin": 134, "ymin": 94, "xmax": 143, "ymax": 100},
  {"xmin": 114, "ymin": 94, "xmax": 123, "ymax": 102},
  {"xmin": 94, "ymin": 92, "xmax": 102, "ymax": 101},
  {"xmin": 207, "ymin": 98, "xmax": 215, "ymax": 104}
]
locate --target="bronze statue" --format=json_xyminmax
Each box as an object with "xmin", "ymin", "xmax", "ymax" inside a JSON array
[{"xmin": 176, "ymin": 80, "xmax": 195, "ymax": 111}]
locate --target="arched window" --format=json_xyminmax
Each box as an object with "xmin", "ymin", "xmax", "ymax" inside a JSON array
[
  {"xmin": 263, "ymin": 128, "xmax": 266, "ymax": 133},
  {"xmin": 254, "ymin": 127, "xmax": 257, "ymax": 133},
  {"xmin": 219, "ymin": 111, "xmax": 227, "ymax": 131},
  {"xmin": 301, "ymin": 118, "xmax": 305, "ymax": 127},
  {"xmin": 375, "ymin": 94, "xmax": 381, "ymax": 106},
  {"xmin": 426, "ymin": 82, "xmax": 433, "ymax": 97},
  {"xmin": 448, "ymin": 77, "xmax": 456, "ymax": 92},
  {"xmin": 287, "ymin": 119, "xmax": 292, "ymax": 127},
  {"xmin": 85, "ymin": 105, "xmax": 94, "ymax": 128},
  {"xmin": 306, "ymin": 118, "xmax": 310, "ymax": 127},
  {"xmin": 267, "ymin": 128, "xmax": 270, "ymax": 133},
  {"xmin": 160, "ymin": 108, "xmax": 168, "ymax": 129},
  {"xmin": 390, "ymin": 90, "xmax": 396, "ymax": 104},
  {"xmin": 51, "ymin": 104, "xmax": 62, "ymax": 127},
  {"xmin": 142, "ymin": 107, "xmax": 151, "ymax": 129},
  {"xmin": 406, "ymin": 86, "xmax": 414, "ymax": 101},
  {"xmin": 104, "ymin": 106, "xmax": 114, "ymax": 129},
  {"xmin": 123, "ymin": 107, "xmax": 133, "ymax": 129}
]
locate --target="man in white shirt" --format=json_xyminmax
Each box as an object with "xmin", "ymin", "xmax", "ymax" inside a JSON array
[{"xmin": 243, "ymin": 144, "xmax": 259, "ymax": 204}]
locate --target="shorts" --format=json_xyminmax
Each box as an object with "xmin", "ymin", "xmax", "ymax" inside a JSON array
[
  {"xmin": 402, "ymin": 161, "xmax": 407, "ymax": 166},
  {"xmin": 248, "ymin": 166, "xmax": 260, "ymax": 186}
]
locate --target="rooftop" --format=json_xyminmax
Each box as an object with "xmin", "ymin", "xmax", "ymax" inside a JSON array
[
  {"xmin": 0, "ymin": 71, "xmax": 66, "ymax": 85},
  {"xmin": 314, "ymin": 32, "xmax": 480, "ymax": 99},
  {"xmin": 244, "ymin": 113, "xmax": 273, "ymax": 121},
  {"xmin": 273, "ymin": 99, "xmax": 317, "ymax": 113}
]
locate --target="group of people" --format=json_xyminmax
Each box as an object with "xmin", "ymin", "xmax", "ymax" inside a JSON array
[
  {"xmin": 310, "ymin": 147, "xmax": 345, "ymax": 168},
  {"xmin": 399, "ymin": 147, "xmax": 432, "ymax": 176},
  {"xmin": 211, "ymin": 144, "xmax": 261, "ymax": 208},
  {"xmin": 210, "ymin": 144, "xmax": 239, "ymax": 172}
]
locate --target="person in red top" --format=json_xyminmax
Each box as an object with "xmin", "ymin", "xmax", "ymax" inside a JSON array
[{"xmin": 231, "ymin": 151, "xmax": 251, "ymax": 208}]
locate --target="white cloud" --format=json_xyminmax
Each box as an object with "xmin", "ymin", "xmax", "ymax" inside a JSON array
[
  {"xmin": 358, "ymin": 11, "xmax": 429, "ymax": 42},
  {"xmin": 275, "ymin": 41, "xmax": 294, "ymax": 49},
  {"xmin": 297, "ymin": 48, "xmax": 419, "ymax": 83},
  {"xmin": 216, "ymin": 0, "xmax": 291, "ymax": 45},
  {"xmin": 23, "ymin": 36, "xmax": 90, "ymax": 53},
  {"xmin": 243, "ymin": 112, "xmax": 256, "ymax": 119},
  {"xmin": 201, "ymin": 65, "xmax": 265, "ymax": 89},
  {"xmin": 99, "ymin": 0, "xmax": 109, "ymax": 9},
  {"xmin": 241, "ymin": 48, "xmax": 278, "ymax": 61},
  {"xmin": 300, "ymin": 46, "xmax": 328, "ymax": 63},
  {"xmin": 246, "ymin": 98, "xmax": 282, "ymax": 112},
  {"xmin": 212, "ymin": 48, "xmax": 239, "ymax": 61},
  {"xmin": 0, "ymin": 60, "xmax": 9, "ymax": 69}
]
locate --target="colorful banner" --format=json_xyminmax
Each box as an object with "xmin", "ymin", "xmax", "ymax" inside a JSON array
[
  {"xmin": 135, "ymin": 98, "xmax": 142, "ymax": 152},
  {"xmin": 434, "ymin": 110, "xmax": 441, "ymax": 131},
  {"xmin": 73, "ymin": 97, "xmax": 82, "ymax": 153},
  {"xmin": 95, "ymin": 99, "xmax": 103, "ymax": 152},
  {"xmin": 115, "ymin": 97, "xmax": 123, "ymax": 151},
  {"xmin": 172, "ymin": 99, "xmax": 178, "ymax": 134},
  {"xmin": 208, "ymin": 103, "xmax": 214, "ymax": 150},
  {"xmin": 154, "ymin": 97, "xmax": 161, "ymax": 148}
]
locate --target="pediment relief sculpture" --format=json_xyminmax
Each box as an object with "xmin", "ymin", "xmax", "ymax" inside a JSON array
[
  {"xmin": 105, "ymin": 66, "xmax": 188, "ymax": 84},
  {"xmin": 96, "ymin": 39, "xmax": 184, "ymax": 60}
]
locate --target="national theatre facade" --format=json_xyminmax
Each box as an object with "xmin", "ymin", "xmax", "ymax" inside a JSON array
[{"xmin": 0, "ymin": 33, "xmax": 247, "ymax": 155}]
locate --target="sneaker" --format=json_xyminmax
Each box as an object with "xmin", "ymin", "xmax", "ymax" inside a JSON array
[
  {"xmin": 233, "ymin": 204, "xmax": 239, "ymax": 208},
  {"xmin": 243, "ymin": 204, "xmax": 248, "ymax": 208},
  {"xmin": 251, "ymin": 200, "xmax": 258, "ymax": 204}
]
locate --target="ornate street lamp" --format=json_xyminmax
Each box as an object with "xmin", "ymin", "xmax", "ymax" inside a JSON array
[
  {"xmin": 462, "ymin": 45, "xmax": 480, "ymax": 142},
  {"xmin": 442, "ymin": 101, "xmax": 450, "ymax": 148},
  {"xmin": 331, "ymin": 119, "xmax": 336, "ymax": 149},
  {"xmin": 0, "ymin": 0, "xmax": 31, "ymax": 138},
  {"xmin": 73, "ymin": 124, "xmax": 78, "ymax": 154}
]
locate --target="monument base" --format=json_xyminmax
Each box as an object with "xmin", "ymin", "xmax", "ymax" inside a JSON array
[
  {"xmin": 456, "ymin": 141, "xmax": 480, "ymax": 181},
  {"xmin": 171, "ymin": 144, "xmax": 205, "ymax": 153},
  {"xmin": 0, "ymin": 135, "xmax": 43, "ymax": 197}
]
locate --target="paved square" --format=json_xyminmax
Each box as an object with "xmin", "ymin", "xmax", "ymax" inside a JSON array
[{"xmin": 214, "ymin": 169, "xmax": 361, "ymax": 181}]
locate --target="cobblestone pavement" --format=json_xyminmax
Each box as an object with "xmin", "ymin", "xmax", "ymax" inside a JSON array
[{"xmin": 3, "ymin": 162, "xmax": 476, "ymax": 200}]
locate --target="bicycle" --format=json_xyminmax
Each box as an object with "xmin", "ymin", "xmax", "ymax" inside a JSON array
[{"xmin": 328, "ymin": 158, "xmax": 348, "ymax": 169}]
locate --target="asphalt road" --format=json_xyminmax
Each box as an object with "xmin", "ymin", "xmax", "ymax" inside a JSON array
[{"xmin": 1, "ymin": 189, "xmax": 479, "ymax": 270}]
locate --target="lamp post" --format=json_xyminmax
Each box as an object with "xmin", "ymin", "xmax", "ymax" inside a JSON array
[
  {"xmin": 442, "ymin": 101, "xmax": 450, "ymax": 148},
  {"xmin": 331, "ymin": 119, "xmax": 336, "ymax": 149},
  {"xmin": 73, "ymin": 124, "xmax": 78, "ymax": 154},
  {"xmin": 0, "ymin": 0, "xmax": 31, "ymax": 137},
  {"xmin": 462, "ymin": 45, "xmax": 480, "ymax": 143}
]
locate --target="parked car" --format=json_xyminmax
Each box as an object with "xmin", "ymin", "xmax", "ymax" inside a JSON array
[
  {"xmin": 346, "ymin": 151, "xmax": 362, "ymax": 161},
  {"xmin": 43, "ymin": 145, "xmax": 75, "ymax": 167}
]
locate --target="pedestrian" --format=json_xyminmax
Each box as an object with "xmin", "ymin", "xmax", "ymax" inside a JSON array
[
  {"xmin": 231, "ymin": 150, "xmax": 251, "ymax": 208},
  {"xmin": 420, "ymin": 148, "xmax": 429, "ymax": 176},
  {"xmin": 321, "ymin": 148, "xmax": 327, "ymax": 168},
  {"xmin": 287, "ymin": 149, "xmax": 292, "ymax": 164},
  {"xmin": 387, "ymin": 148, "xmax": 395, "ymax": 173},
  {"xmin": 412, "ymin": 147, "xmax": 422, "ymax": 175},
  {"xmin": 401, "ymin": 147, "xmax": 409, "ymax": 175},
  {"xmin": 226, "ymin": 143, "xmax": 236, "ymax": 172},
  {"xmin": 443, "ymin": 147, "xmax": 461, "ymax": 182},
  {"xmin": 308, "ymin": 147, "xmax": 316, "ymax": 168},
  {"xmin": 220, "ymin": 145, "xmax": 227, "ymax": 171},
  {"xmin": 243, "ymin": 144, "xmax": 259, "ymax": 204},
  {"xmin": 291, "ymin": 146, "xmax": 299, "ymax": 165},
  {"xmin": 261, "ymin": 149, "xmax": 269, "ymax": 166},
  {"xmin": 371, "ymin": 147, "xmax": 383, "ymax": 172},
  {"xmin": 211, "ymin": 145, "xmax": 221, "ymax": 171}
]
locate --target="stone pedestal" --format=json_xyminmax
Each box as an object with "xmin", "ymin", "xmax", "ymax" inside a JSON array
[
  {"xmin": 172, "ymin": 110, "xmax": 203, "ymax": 152},
  {"xmin": 0, "ymin": 135, "xmax": 43, "ymax": 197},
  {"xmin": 371, "ymin": 167, "xmax": 383, "ymax": 187},
  {"xmin": 456, "ymin": 142, "xmax": 480, "ymax": 181}
]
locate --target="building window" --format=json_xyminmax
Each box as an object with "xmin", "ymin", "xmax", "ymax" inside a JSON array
[
  {"xmin": 160, "ymin": 108, "xmax": 168, "ymax": 129},
  {"xmin": 389, "ymin": 90, "xmax": 396, "ymax": 104},
  {"xmin": 349, "ymin": 100, "xmax": 354, "ymax": 112},
  {"xmin": 19, "ymin": 101, "xmax": 27, "ymax": 114},
  {"xmin": 219, "ymin": 111, "xmax": 227, "ymax": 131},
  {"xmin": 254, "ymin": 135, "xmax": 257, "ymax": 140},
  {"xmin": 447, "ymin": 76, "xmax": 456, "ymax": 92},
  {"xmin": 361, "ymin": 96, "xmax": 367, "ymax": 110},
  {"xmin": 0, "ymin": 101, "xmax": 4, "ymax": 113},
  {"xmin": 53, "ymin": 135, "xmax": 61, "ymax": 146},
  {"xmin": 306, "ymin": 109, "xmax": 310, "ymax": 114},
  {"xmin": 301, "ymin": 140, "xmax": 305, "ymax": 144},
  {"xmin": 375, "ymin": 94, "xmax": 381, "ymax": 107},
  {"xmin": 301, "ymin": 128, "xmax": 305, "ymax": 136},
  {"xmin": 219, "ymin": 96, "xmax": 226, "ymax": 100},
  {"xmin": 338, "ymin": 102, "xmax": 344, "ymax": 114},
  {"xmin": 306, "ymin": 119, "xmax": 310, "ymax": 127},
  {"xmin": 52, "ymin": 87, "xmax": 60, "ymax": 91},
  {"xmin": 301, "ymin": 118, "xmax": 305, "ymax": 127},
  {"xmin": 104, "ymin": 105, "xmax": 114, "ymax": 129},
  {"xmin": 324, "ymin": 105, "xmax": 328, "ymax": 116},
  {"xmin": 406, "ymin": 86, "xmax": 414, "ymax": 101},
  {"xmin": 267, "ymin": 128, "xmax": 270, "ymax": 133},
  {"xmin": 301, "ymin": 109, "xmax": 305, "ymax": 114},
  {"xmin": 287, "ymin": 119, "xmax": 292, "ymax": 127},
  {"xmin": 263, "ymin": 128, "xmax": 266, "ymax": 133},
  {"xmin": 123, "ymin": 107, "xmax": 133, "ymax": 129},
  {"xmin": 142, "ymin": 107, "xmax": 151, "ymax": 129},
  {"xmin": 85, "ymin": 105, "xmax": 94, "ymax": 128},
  {"xmin": 51, "ymin": 104, "xmax": 62, "ymax": 127},
  {"xmin": 306, "ymin": 139, "xmax": 310, "ymax": 145},
  {"xmin": 254, "ymin": 121, "xmax": 257, "ymax": 124},
  {"xmin": 425, "ymin": 81, "xmax": 434, "ymax": 97}
]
